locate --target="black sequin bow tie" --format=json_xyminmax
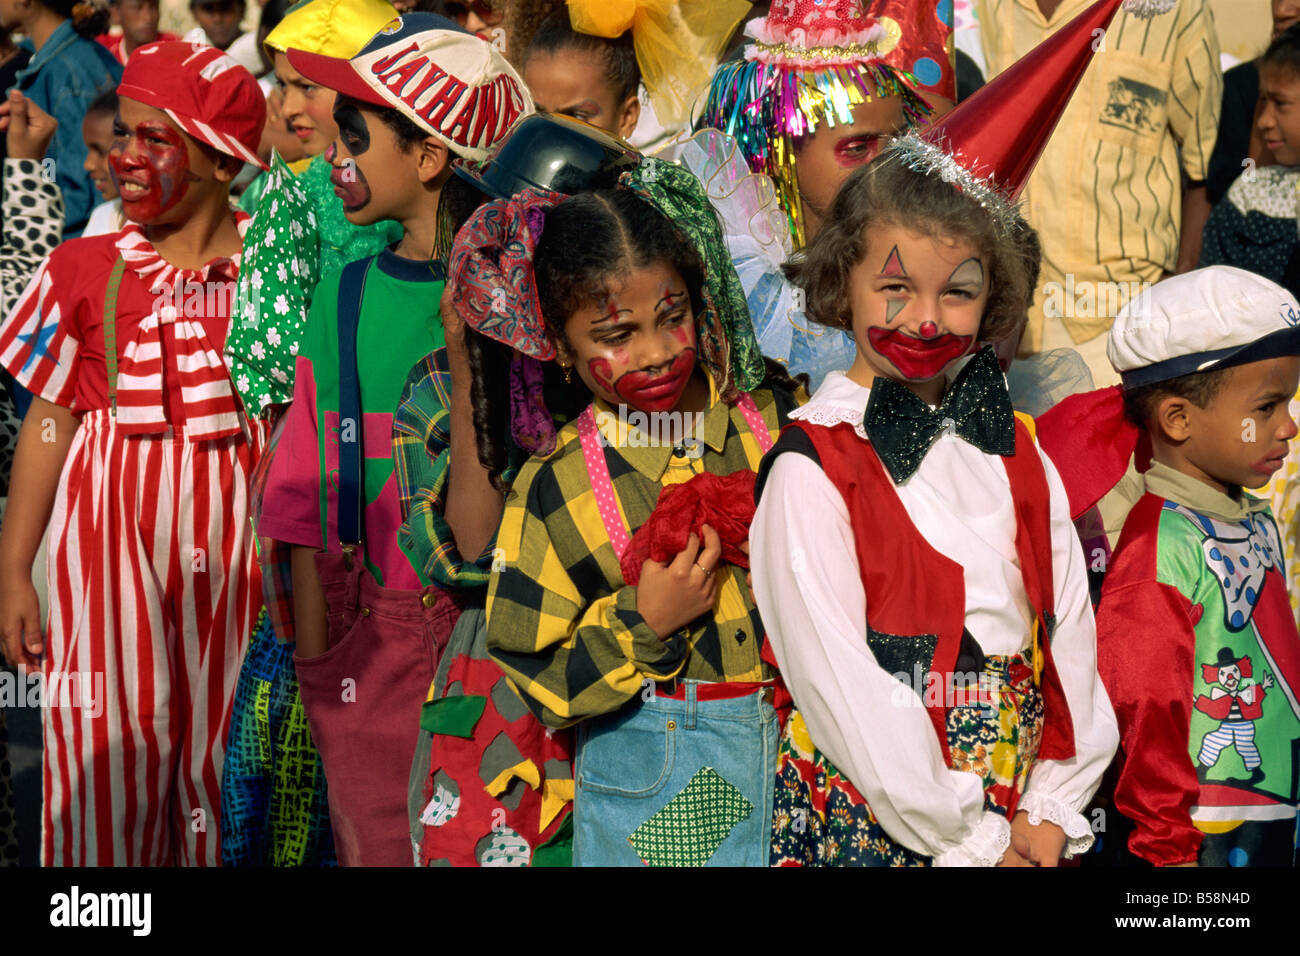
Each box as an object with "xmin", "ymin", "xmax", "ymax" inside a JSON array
[{"xmin": 863, "ymin": 345, "xmax": 1016, "ymax": 484}]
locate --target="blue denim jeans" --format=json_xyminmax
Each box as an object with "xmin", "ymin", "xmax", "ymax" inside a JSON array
[{"xmin": 573, "ymin": 682, "xmax": 778, "ymax": 867}]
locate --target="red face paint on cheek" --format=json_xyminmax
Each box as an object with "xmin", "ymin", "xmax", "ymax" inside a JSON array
[
  {"xmin": 588, "ymin": 357, "xmax": 615, "ymax": 394},
  {"xmin": 669, "ymin": 325, "xmax": 690, "ymax": 346},
  {"xmin": 867, "ymin": 327, "xmax": 975, "ymax": 380},
  {"xmin": 109, "ymin": 126, "xmax": 193, "ymax": 223}
]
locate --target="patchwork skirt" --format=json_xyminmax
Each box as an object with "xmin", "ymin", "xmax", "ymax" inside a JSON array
[{"xmin": 771, "ymin": 652, "xmax": 1044, "ymax": 867}]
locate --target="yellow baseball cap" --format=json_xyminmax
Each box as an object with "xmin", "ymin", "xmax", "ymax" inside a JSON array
[{"xmin": 265, "ymin": 0, "xmax": 401, "ymax": 59}]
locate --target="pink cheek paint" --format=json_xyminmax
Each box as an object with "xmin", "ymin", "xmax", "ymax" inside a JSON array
[
  {"xmin": 610, "ymin": 348, "xmax": 697, "ymax": 413},
  {"xmin": 668, "ymin": 324, "xmax": 691, "ymax": 346},
  {"xmin": 867, "ymin": 327, "xmax": 975, "ymax": 381}
]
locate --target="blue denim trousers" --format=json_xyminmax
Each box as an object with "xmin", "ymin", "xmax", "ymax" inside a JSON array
[{"xmin": 573, "ymin": 682, "xmax": 778, "ymax": 867}]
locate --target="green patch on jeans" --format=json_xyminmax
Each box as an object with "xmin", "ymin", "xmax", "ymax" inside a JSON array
[
  {"xmin": 419, "ymin": 695, "xmax": 487, "ymax": 738},
  {"xmin": 627, "ymin": 767, "xmax": 753, "ymax": 866}
]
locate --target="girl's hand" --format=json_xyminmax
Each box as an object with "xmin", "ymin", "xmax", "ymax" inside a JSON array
[
  {"xmin": 0, "ymin": 565, "xmax": 43, "ymax": 670},
  {"xmin": 1010, "ymin": 810, "xmax": 1068, "ymax": 866},
  {"xmin": 636, "ymin": 524, "xmax": 722, "ymax": 638},
  {"xmin": 996, "ymin": 844, "xmax": 1033, "ymax": 866},
  {"xmin": 0, "ymin": 90, "xmax": 59, "ymax": 162}
]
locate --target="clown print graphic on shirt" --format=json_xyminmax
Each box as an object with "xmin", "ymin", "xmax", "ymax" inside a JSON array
[{"xmin": 1163, "ymin": 503, "xmax": 1300, "ymax": 863}]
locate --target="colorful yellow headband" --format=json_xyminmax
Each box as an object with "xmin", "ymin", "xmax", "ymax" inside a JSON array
[{"xmin": 566, "ymin": 0, "xmax": 750, "ymax": 128}]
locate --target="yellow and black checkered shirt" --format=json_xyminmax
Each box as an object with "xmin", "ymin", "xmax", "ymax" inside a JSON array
[{"xmin": 486, "ymin": 379, "xmax": 801, "ymax": 728}]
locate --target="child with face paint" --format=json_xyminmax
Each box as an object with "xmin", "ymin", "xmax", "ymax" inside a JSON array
[
  {"xmin": 454, "ymin": 157, "xmax": 803, "ymax": 867},
  {"xmin": 257, "ymin": 14, "xmax": 532, "ymax": 866},
  {"xmin": 749, "ymin": 9, "xmax": 1137, "ymax": 866},
  {"xmin": 398, "ymin": 113, "xmax": 641, "ymax": 867},
  {"xmin": 0, "ymin": 41, "xmax": 270, "ymax": 866},
  {"xmin": 698, "ymin": 0, "xmax": 955, "ymax": 390},
  {"xmin": 218, "ymin": 0, "xmax": 400, "ymax": 870}
]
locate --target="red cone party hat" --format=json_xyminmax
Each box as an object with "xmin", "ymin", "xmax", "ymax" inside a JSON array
[{"xmin": 889, "ymin": 0, "xmax": 1175, "ymax": 228}]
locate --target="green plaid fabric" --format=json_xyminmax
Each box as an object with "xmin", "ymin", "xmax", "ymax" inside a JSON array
[
  {"xmin": 485, "ymin": 380, "xmax": 799, "ymax": 728},
  {"xmin": 628, "ymin": 767, "xmax": 754, "ymax": 867},
  {"xmin": 393, "ymin": 349, "xmax": 519, "ymax": 590}
]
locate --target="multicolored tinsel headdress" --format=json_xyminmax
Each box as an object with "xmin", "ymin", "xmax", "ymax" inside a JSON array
[
  {"xmin": 883, "ymin": 0, "xmax": 1175, "ymax": 237},
  {"xmin": 451, "ymin": 157, "xmax": 767, "ymax": 450},
  {"xmin": 699, "ymin": 0, "xmax": 953, "ymax": 248},
  {"xmin": 566, "ymin": 0, "xmax": 751, "ymax": 129}
]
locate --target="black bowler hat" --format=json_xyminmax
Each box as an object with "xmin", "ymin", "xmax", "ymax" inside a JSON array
[{"xmin": 452, "ymin": 113, "xmax": 641, "ymax": 200}]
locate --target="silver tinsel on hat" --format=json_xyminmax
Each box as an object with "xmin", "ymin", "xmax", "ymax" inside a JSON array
[{"xmin": 881, "ymin": 130, "xmax": 1026, "ymax": 237}]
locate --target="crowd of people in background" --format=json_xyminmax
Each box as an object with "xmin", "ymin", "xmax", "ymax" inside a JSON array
[{"xmin": 0, "ymin": 0, "xmax": 1295, "ymax": 870}]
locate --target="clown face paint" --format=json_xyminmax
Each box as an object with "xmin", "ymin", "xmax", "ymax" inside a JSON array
[
  {"xmin": 564, "ymin": 263, "xmax": 707, "ymax": 416},
  {"xmin": 108, "ymin": 103, "xmax": 200, "ymax": 224},
  {"xmin": 330, "ymin": 104, "xmax": 373, "ymax": 213},
  {"xmin": 846, "ymin": 223, "xmax": 988, "ymax": 401}
]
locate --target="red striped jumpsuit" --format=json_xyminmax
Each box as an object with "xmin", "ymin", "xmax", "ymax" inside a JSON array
[{"xmin": 0, "ymin": 219, "xmax": 263, "ymax": 865}]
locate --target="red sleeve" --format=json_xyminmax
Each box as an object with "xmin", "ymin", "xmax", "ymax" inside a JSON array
[
  {"xmin": 0, "ymin": 253, "xmax": 84, "ymax": 408},
  {"xmin": 1096, "ymin": 577, "xmax": 1202, "ymax": 866}
]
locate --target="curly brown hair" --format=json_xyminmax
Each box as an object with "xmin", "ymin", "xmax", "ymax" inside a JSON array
[
  {"xmin": 501, "ymin": 0, "xmax": 567, "ymax": 71},
  {"xmin": 784, "ymin": 155, "xmax": 1042, "ymax": 345}
]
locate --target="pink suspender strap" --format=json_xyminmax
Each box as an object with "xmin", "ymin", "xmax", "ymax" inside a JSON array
[
  {"xmin": 576, "ymin": 393, "xmax": 776, "ymax": 560},
  {"xmin": 577, "ymin": 406, "xmax": 632, "ymax": 560},
  {"xmin": 736, "ymin": 392, "xmax": 774, "ymax": 455}
]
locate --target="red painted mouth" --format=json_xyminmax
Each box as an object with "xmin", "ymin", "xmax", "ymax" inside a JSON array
[
  {"xmin": 1250, "ymin": 446, "xmax": 1290, "ymax": 474},
  {"xmin": 868, "ymin": 327, "xmax": 975, "ymax": 380},
  {"xmin": 329, "ymin": 164, "xmax": 369, "ymax": 211},
  {"xmin": 614, "ymin": 349, "xmax": 696, "ymax": 412}
]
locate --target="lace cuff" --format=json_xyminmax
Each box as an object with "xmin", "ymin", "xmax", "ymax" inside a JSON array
[
  {"xmin": 1017, "ymin": 790, "xmax": 1095, "ymax": 858},
  {"xmin": 788, "ymin": 401, "xmax": 869, "ymax": 439},
  {"xmin": 932, "ymin": 810, "xmax": 1011, "ymax": 867}
]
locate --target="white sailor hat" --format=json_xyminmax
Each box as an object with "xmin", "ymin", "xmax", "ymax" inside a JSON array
[{"xmin": 1108, "ymin": 266, "xmax": 1300, "ymax": 388}]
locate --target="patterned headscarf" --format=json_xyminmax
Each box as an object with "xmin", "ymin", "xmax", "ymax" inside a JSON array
[
  {"xmin": 450, "ymin": 188, "xmax": 566, "ymax": 361},
  {"xmin": 449, "ymin": 158, "xmax": 766, "ymax": 402}
]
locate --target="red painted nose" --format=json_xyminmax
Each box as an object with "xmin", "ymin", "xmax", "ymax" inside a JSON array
[{"xmin": 919, "ymin": 320, "xmax": 939, "ymax": 340}]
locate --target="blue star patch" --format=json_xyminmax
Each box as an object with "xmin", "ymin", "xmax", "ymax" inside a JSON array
[{"xmin": 16, "ymin": 323, "xmax": 57, "ymax": 376}]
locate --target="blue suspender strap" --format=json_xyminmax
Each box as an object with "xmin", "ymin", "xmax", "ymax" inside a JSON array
[{"xmin": 336, "ymin": 258, "xmax": 371, "ymax": 566}]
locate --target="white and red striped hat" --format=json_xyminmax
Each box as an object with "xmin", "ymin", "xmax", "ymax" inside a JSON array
[
  {"xmin": 118, "ymin": 40, "xmax": 269, "ymax": 170},
  {"xmin": 288, "ymin": 13, "xmax": 531, "ymax": 164}
]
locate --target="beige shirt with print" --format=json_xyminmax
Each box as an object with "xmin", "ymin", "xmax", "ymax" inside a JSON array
[{"xmin": 978, "ymin": 0, "xmax": 1222, "ymax": 347}]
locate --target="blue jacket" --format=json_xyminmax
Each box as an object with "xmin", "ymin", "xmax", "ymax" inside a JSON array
[{"xmin": 11, "ymin": 21, "xmax": 122, "ymax": 237}]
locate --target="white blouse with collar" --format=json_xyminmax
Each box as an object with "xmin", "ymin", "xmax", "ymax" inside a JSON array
[{"xmin": 751, "ymin": 370, "xmax": 1119, "ymax": 866}]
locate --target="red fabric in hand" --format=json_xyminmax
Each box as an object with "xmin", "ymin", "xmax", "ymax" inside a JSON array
[{"xmin": 620, "ymin": 470, "xmax": 756, "ymax": 585}]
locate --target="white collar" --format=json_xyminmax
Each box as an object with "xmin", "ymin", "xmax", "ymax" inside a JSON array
[{"xmin": 788, "ymin": 370, "xmax": 872, "ymax": 439}]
